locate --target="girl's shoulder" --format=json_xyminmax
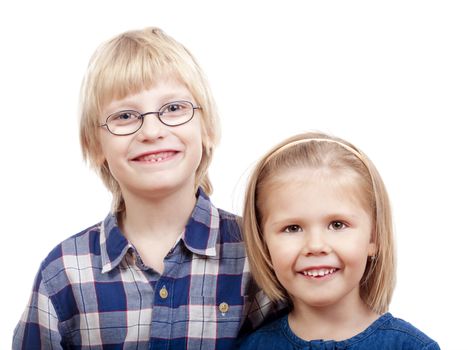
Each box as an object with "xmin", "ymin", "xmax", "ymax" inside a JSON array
[
  {"xmin": 239, "ymin": 313, "xmax": 440, "ymax": 350},
  {"xmin": 237, "ymin": 315, "xmax": 289, "ymax": 350},
  {"xmin": 355, "ymin": 313, "xmax": 440, "ymax": 349}
]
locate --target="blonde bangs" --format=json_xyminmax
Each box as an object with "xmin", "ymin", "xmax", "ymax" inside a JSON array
[{"xmin": 90, "ymin": 34, "xmax": 188, "ymax": 115}]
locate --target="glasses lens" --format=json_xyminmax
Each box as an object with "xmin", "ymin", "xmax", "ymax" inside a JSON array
[
  {"xmin": 107, "ymin": 111, "xmax": 142, "ymax": 135},
  {"xmin": 159, "ymin": 101, "xmax": 194, "ymax": 126}
]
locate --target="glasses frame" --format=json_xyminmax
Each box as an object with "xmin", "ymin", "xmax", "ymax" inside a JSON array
[{"xmin": 99, "ymin": 100, "xmax": 202, "ymax": 136}]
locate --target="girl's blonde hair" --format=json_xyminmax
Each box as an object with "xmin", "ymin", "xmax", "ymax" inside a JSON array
[
  {"xmin": 79, "ymin": 27, "xmax": 220, "ymax": 213},
  {"xmin": 243, "ymin": 131, "xmax": 396, "ymax": 314}
]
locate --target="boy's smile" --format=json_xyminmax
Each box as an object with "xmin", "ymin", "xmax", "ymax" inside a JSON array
[{"xmin": 131, "ymin": 150, "xmax": 179, "ymax": 163}]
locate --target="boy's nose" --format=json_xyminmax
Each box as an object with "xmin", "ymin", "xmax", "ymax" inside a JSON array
[{"xmin": 137, "ymin": 114, "xmax": 169, "ymax": 140}]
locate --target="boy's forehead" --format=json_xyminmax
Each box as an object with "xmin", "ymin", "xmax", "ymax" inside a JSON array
[{"xmin": 100, "ymin": 76, "xmax": 192, "ymax": 111}]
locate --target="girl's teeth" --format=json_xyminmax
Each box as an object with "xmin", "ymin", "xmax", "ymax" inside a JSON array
[{"xmin": 302, "ymin": 268, "xmax": 336, "ymax": 277}]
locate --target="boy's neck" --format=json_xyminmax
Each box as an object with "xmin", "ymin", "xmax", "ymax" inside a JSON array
[
  {"xmin": 121, "ymin": 183, "xmax": 197, "ymax": 240},
  {"xmin": 288, "ymin": 296, "xmax": 379, "ymax": 342},
  {"xmin": 118, "ymin": 183, "xmax": 198, "ymax": 273}
]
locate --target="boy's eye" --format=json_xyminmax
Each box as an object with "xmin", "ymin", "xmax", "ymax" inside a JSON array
[
  {"xmin": 162, "ymin": 102, "xmax": 190, "ymax": 115},
  {"xmin": 329, "ymin": 221, "xmax": 347, "ymax": 230},
  {"xmin": 109, "ymin": 111, "xmax": 139, "ymax": 123},
  {"xmin": 117, "ymin": 112, "xmax": 135, "ymax": 120},
  {"xmin": 167, "ymin": 103, "xmax": 181, "ymax": 112},
  {"xmin": 283, "ymin": 225, "xmax": 303, "ymax": 233}
]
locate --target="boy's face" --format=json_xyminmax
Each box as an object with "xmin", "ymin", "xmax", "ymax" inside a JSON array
[{"xmin": 98, "ymin": 77, "xmax": 203, "ymax": 200}]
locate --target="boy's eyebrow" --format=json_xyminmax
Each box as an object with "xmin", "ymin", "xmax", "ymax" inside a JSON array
[
  {"xmin": 158, "ymin": 93, "xmax": 194, "ymax": 103},
  {"xmin": 104, "ymin": 93, "xmax": 195, "ymax": 114},
  {"xmin": 115, "ymin": 91, "xmax": 194, "ymax": 105}
]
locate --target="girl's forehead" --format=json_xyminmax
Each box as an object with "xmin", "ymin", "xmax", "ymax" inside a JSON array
[
  {"xmin": 268, "ymin": 166, "xmax": 353, "ymax": 186},
  {"xmin": 262, "ymin": 167, "xmax": 371, "ymax": 210}
]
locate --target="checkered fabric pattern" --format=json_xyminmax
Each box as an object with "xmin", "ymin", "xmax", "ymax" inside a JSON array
[{"xmin": 13, "ymin": 189, "xmax": 279, "ymax": 349}]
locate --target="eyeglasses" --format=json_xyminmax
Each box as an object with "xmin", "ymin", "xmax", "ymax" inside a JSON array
[{"xmin": 100, "ymin": 100, "xmax": 201, "ymax": 136}]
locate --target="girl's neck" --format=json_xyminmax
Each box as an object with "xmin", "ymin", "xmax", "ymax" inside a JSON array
[{"xmin": 288, "ymin": 297, "xmax": 379, "ymax": 342}]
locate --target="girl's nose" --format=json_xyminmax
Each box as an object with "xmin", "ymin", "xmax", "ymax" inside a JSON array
[{"xmin": 303, "ymin": 230, "xmax": 332, "ymax": 256}]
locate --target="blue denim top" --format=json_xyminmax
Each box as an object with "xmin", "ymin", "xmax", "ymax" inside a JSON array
[{"xmin": 237, "ymin": 312, "xmax": 440, "ymax": 349}]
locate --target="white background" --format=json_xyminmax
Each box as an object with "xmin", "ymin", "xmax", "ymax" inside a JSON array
[{"xmin": 1, "ymin": 1, "xmax": 467, "ymax": 349}]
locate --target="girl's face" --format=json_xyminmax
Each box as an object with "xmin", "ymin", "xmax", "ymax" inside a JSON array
[
  {"xmin": 260, "ymin": 167, "xmax": 376, "ymax": 313},
  {"xmin": 98, "ymin": 77, "xmax": 203, "ymax": 200}
]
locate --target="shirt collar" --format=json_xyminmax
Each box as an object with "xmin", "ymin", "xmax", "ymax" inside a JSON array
[
  {"xmin": 181, "ymin": 188, "xmax": 219, "ymax": 257},
  {"xmin": 100, "ymin": 188, "xmax": 220, "ymax": 273},
  {"xmin": 100, "ymin": 214, "xmax": 132, "ymax": 273}
]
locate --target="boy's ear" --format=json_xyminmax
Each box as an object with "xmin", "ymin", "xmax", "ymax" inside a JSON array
[
  {"xmin": 202, "ymin": 137, "xmax": 214, "ymax": 157},
  {"xmin": 94, "ymin": 143, "xmax": 106, "ymax": 165},
  {"xmin": 95, "ymin": 153, "xmax": 106, "ymax": 166}
]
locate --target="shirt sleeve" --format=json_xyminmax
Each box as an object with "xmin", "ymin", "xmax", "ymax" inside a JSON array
[
  {"xmin": 13, "ymin": 267, "xmax": 63, "ymax": 349},
  {"xmin": 239, "ymin": 289, "xmax": 287, "ymax": 337}
]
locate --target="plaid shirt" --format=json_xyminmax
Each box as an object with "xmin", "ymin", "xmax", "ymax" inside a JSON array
[{"xmin": 13, "ymin": 190, "xmax": 280, "ymax": 349}]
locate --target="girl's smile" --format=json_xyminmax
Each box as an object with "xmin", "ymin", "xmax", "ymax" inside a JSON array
[{"xmin": 299, "ymin": 266, "xmax": 340, "ymax": 279}]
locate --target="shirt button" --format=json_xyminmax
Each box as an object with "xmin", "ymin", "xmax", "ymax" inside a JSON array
[
  {"xmin": 219, "ymin": 302, "xmax": 229, "ymax": 314},
  {"xmin": 159, "ymin": 286, "xmax": 168, "ymax": 299}
]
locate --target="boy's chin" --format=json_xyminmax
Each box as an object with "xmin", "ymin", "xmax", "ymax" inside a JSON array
[{"xmin": 131, "ymin": 178, "xmax": 197, "ymax": 198}]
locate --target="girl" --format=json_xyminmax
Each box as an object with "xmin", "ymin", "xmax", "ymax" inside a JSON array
[
  {"xmin": 13, "ymin": 27, "xmax": 280, "ymax": 349},
  {"xmin": 239, "ymin": 132, "xmax": 440, "ymax": 349}
]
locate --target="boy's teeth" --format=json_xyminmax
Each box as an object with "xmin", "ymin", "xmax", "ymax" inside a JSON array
[
  {"xmin": 140, "ymin": 152, "xmax": 172, "ymax": 162},
  {"xmin": 302, "ymin": 268, "xmax": 337, "ymax": 277}
]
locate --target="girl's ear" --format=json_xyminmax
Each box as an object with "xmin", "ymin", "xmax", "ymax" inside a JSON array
[{"xmin": 367, "ymin": 242, "xmax": 377, "ymax": 257}]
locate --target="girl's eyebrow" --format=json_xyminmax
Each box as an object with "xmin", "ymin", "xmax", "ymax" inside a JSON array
[
  {"xmin": 264, "ymin": 217, "xmax": 302, "ymax": 228},
  {"xmin": 265, "ymin": 211, "xmax": 364, "ymax": 226}
]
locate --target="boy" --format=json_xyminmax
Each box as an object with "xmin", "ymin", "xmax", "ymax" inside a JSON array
[{"xmin": 13, "ymin": 27, "xmax": 279, "ymax": 349}]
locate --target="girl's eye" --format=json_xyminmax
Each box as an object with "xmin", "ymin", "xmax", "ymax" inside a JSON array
[
  {"xmin": 329, "ymin": 221, "xmax": 347, "ymax": 230},
  {"xmin": 283, "ymin": 225, "xmax": 303, "ymax": 233}
]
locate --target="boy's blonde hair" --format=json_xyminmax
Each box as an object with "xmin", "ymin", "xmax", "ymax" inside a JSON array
[
  {"xmin": 243, "ymin": 131, "xmax": 396, "ymax": 314},
  {"xmin": 79, "ymin": 27, "xmax": 220, "ymax": 213}
]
